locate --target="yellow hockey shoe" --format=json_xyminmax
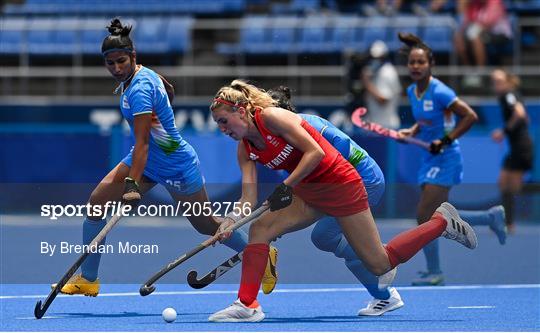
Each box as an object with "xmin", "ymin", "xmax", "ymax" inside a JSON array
[
  {"xmin": 51, "ymin": 273, "xmax": 99, "ymax": 297},
  {"xmin": 262, "ymin": 246, "xmax": 278, "ymax": 294}
]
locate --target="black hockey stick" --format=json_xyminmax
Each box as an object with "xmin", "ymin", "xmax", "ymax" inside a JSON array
[
  {"xmin": 187, "ymin": 251, "xmax": 243, "ymax": 289},
  {"xmin": 34, "ymin": 212, "xmax": 123, "ymax": 319},
  {"xmin": 139, "ymin": 204, "xmax": 268, "ymax": 296}
]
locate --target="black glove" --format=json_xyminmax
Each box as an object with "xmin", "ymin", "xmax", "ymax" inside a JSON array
[
  {"xmin": 267, "ymin": 183, "xmax": 293, "ymax": 211},
  {"xmin": 122, "ymin": 177, "xmax": 141, "ymax": 208},
  {"xmin": 430, "ymin": 135, "xmax": 453, "ymax": 155}
]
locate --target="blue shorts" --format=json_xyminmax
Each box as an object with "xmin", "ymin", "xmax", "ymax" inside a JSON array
[
  {"xmin": 418, "ymin": 146, "xmax": 463, "ymax": 187},
  {"xmin": 122, "ymin": 147, "xmax": 204, "ymax": 196}
]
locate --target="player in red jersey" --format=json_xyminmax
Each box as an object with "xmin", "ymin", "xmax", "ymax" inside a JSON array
[{"xmin": 207, "ymin": 80, "xmax": 478, "ymax": 322}]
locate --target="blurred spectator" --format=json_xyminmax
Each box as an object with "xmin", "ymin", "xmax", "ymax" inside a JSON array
[
  {"xmin": 411, "ymin": 0, "xmax": 449, "ymax": 16},
  {"xmin": 454, "ymin": 0, "xmax": 513, "ymax": 86},
  {"xmin": 358, "ymin": 0, "xmax": 402, "ymax": 16},
  {"xmin": 344, "ymin": 50, "xmax": 370, "ymax": 115},
  {"xmin": 361, "ymin": 40, "xmax": 402, "ymax": 129},
  {"xmin": 490, "ymin": 69, "xmax": 534, "ymax": 233}
]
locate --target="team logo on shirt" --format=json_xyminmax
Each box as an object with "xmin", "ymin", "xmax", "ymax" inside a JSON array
[
  {"xmin": 264, "ymin": 144, "xmax": 294, "ymax": 169},
  {"xmin": 267, "ymin": 135, "xmax": 279, "ymax": 147},
  {"xmin": 423, "ymin": 100, "xmax": 433, "ymax": 112},
  {"xmin": 123, "ymin": 96, "xmax": 130, "ymax": 109},
  {"xmin": 249, "ymin": 152, "xmax": 259, "ymax": 161}
]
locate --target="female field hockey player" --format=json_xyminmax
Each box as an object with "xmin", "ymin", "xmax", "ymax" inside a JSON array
[
  {"xmin": 267, "ymin": 86, "xmax": 402, "ymax": 316},
  {"xmin": 397, "ymin": 33, "xmax": 506, "ymax": 286},
  {"xmin": 491, "ymin": 69, "xmax": 534, "ymax": 233},
  {"xmin": 53, "ymin": 18, "xmax": 277, "ymax": 296},
  {"xmin": 207, "ymin": 79, "xmax": 477, "ymax": 322}
]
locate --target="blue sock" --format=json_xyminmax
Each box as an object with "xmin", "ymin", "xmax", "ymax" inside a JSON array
[
  {"xmin": 422, "ymin": 239, "xmax": 441, "ymax": 274},
  {"xmin": 311, "ymin": 219, "xmax": 392, "ymax": 299},
  {"xmin": 81, "ymin": 217, "xmax": 107, "ymax": 282},
  {"xmin": 346, "ymin": 260, "xmax": 391, "ymax": 300},
  {"xmin": 336, "ymin": 236, "xmax": 391, "ymax": 300},
  {"xmin": 222, "ymin": 228, "xmax": 248, "ymax": 253},
  {"xmin": 458, "ymin": 209, "xmax": 491, "ymax": 226}
]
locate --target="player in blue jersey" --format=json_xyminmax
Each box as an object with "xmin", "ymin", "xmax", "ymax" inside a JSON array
[
  {"xmin": 268, "ymin": 86, "xmax": 402, "ymax": 316},
  {"xmin": 53, "ymin": 18, "xmax": 277, "ymax": 296},
  {"xmin": 397, "ymin": 33, "xmax": 507, "ymax": 286}
]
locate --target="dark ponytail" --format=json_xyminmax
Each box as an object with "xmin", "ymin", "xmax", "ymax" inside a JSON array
[
  {"xmin": 101, "ymin": 18, "xmax": 134, "ymax": 55},
  {"xmin": 268, "ymin": 86, "xmax": 296, "ymax": 113},
  {"xmin": 398, "ymin": 32, "xmax": 434, "ymax": 64}
]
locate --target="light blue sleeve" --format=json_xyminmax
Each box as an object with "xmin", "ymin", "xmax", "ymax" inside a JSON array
[
  {"xmin": 321, "ymin": 126, "xmax": 350, "ymax": 158},
  {"xmin": 129, "ymin": 79, "xmax": 154, "ymax": 116},
  {"xmin": 434, "ymin": 82, "xmax": 458, "ymax": 110}
]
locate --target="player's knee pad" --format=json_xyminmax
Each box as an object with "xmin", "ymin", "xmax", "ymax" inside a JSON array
[{"xmin": 310, "ymin": 218, "xmax": 342, "ymax": 254}]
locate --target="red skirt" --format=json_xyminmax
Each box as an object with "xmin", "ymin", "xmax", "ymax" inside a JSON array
[{"xmin": 294, "ymin": 156, "xmax": 369, "ymax": 217}]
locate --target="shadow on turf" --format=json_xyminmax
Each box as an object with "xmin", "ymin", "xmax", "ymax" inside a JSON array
[
  {"xmin": 180, "ymin": 315, "xmax": 464, "ymax": 324},
  {"xmin": 263, "ymin": 316, "xmax": 465, "ymax": 323},
  {"xmin": 56, "ymin": 312, "xmax": 163, "ymax": 318}
]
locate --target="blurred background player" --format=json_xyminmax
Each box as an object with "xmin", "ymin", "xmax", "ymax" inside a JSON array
[
  {"xmin": 361, "ymin": 40, "xmax": 402, "ymax": 129},
  {"xmin": 268, "ymin": 86, "xmax": 402, "ymax": 316},
  {"xmin": 397, "ymin": 33, "xmax": 507, "ymax": 286},
  {"xmin": 207, "ymin": 80, "xmax": 477, "ymax": 322},
  {"xmin": 491, "ymin": 69, "xmax": 534, "ymax": 234},
  {"xmin": 53, "ymin": 18, "xmax": 277, "ymax": 297}
]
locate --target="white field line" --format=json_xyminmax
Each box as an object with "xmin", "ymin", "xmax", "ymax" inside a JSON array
[
  {"xmin": 448, "ymin": 306, "xmax": 496, "ymax": 309},
  {"xmin": 1, "ymin": 284, "xmax": 538, "ymax": 300}
]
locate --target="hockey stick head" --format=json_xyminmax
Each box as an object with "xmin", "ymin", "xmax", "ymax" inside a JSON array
[
  {"xmin": 139, "ymin": 284, "xmax": 156, "ymax": 296},
  {"xmin": 351, "ymin": 107, "xmax": 431, "ymax": 150},
  {"xmin": 34, "ymin": 300, "xmax": 45, "ymax": 319},
  {"xmin": 187, "ymin": 270, "xmax": 206, "ymax": 289}
]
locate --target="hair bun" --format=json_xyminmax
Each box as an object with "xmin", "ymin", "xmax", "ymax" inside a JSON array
[{"xmin": 107, "ymin": 18, "xmax": 132, "ymax": 37}]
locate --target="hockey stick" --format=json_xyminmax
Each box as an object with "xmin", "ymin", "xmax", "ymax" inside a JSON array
[
  {"xmin": 187, "ymin": 251, "xmax": 243, "ymax": 289},
  {"xmin": 351, "ymin": 107, "xmax": 430, "ymax": 150},
  {"xmin": 34, "ymin": 212, "xmax": 123, "ymax": 319},
  {"xmin": 139, "ymin": 204, "xmax": 269, "ymax": 296}
]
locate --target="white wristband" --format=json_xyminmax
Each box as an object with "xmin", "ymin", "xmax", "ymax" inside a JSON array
[{"xmin": 224, "ymin": 211, "xmax": 242, "ymax": 223}]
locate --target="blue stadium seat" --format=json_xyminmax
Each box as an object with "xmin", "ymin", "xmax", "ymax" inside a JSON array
[
  {"xmin": 3, "ymin": 0, "xmax": 245, "ymax": 14},
  {"xmin": 421, "ymin": 15, "xmax": 455, "ymax": 53},
  {"xmin": 328, "ymin": 16, "xmax": 360, "ymax": 53},
  {"xmin": 388, "ymin": 16, "xmax": 421, "ymax": 51},
  {"xmin": 27, "ymin": 19, "xmax": 57, "ymax": 55},
  {"xmin": 134, "ymin": 17, "xmax": 169, "ymax": 54},
  {"xmin": 297, "ymin": 15, "xmax": 330, "ymax": 53},
  {"xmin": 266, "ymin": 17, "xmax": 298, "ymax": 54},
  {"xmin": 0, "ymin": 18, "xmax": 26, "ymax": 55},
  {"xmin": 216, "ymin": 16, "xmax": 269, "ymax": 55},
  {"xmin": 240, "ymin": 16, "xmax": 271, "ymax": 54},
  {"xmin": 271, "ymin": 0, "xmax": 320, "ymax": 14},
  {"xmin": 51, "ymin": 19, "xmax": 82, "ymax": 55},
  {"xmin": 166, "ymin": 17, "xmax": 194, "ymax": 53},
  {"xmin": 356, "ymin": 16, "xmax": 389, "ymax": 52},
  {"xmin": 513, "ymin": 0, "xmax": 540, "ymax": 13},
  {"xmin": 81, "ymin": 18, "xmax": 110, "ymax": 55}
]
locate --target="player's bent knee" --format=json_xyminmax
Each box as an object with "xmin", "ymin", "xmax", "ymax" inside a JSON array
[
  {"xmin": 362, "ymin": 260, "xmax": 388, "ymax": 276},
  {"xmin": 248, "ymin": 220, "xmax": 272, "ymax": 243},
  {"xmin": 310, "ymin": 227, "xmax": 341, "ymax": 253},
  {"xmin": 188, "ymin": 216, "xmax": 218, "ymax": 236}
]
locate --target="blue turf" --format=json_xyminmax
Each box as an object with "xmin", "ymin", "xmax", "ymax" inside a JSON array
[
  {"xmin": 1, "ymin": 220, "xmax": 539, "ymax": 331},
  {"xmin": 1, "ymin": 284, "xmax": 539, "ymax": 331}
]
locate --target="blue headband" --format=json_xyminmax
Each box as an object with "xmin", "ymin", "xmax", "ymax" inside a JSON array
[{"xmin": 102, "ymin": 48, "xmax": 133, "ymax": 56}]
